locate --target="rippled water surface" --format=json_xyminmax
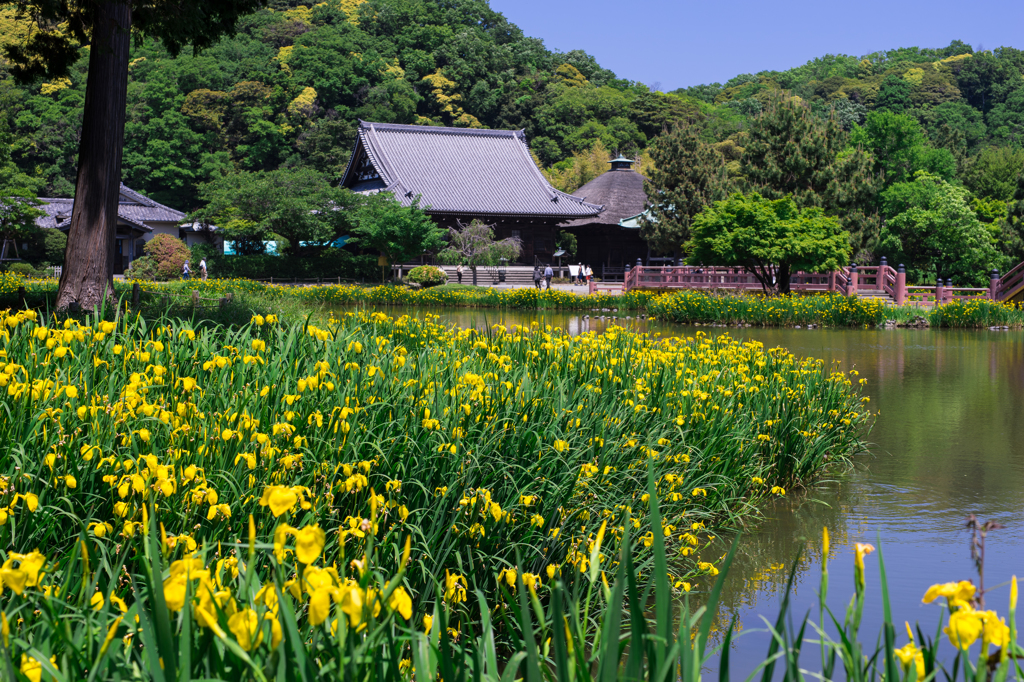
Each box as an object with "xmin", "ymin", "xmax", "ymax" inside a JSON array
[{"xmin": 369, "ymin": 307, "xmax": 1024, "ymax": 675}]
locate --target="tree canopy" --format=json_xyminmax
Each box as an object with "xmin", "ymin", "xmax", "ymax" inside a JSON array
[
  {"xmin": 688, "ymin": 193, "xmax": 850, "ymax": 295},
  {"xmin": 642, "ymin": 124, "xmax": 732, "ymax": 255},
  {"xmin": 193, "ymin": 167, "xmax": 359, "ymax": 255},
  {"xmin": 879, "ymin": 172, "xmax": 1004, "ymax": 286},
  {"xmin": 348, "ymin": 193, "xmax": 445, "ymax": 281},
  {"xmin": 3, "ymin": 2, "xmax": 1024, "ymax": 285},
  {"xmin": 435, "ymin": 220, "xmax": 523, "ymax": 274}
]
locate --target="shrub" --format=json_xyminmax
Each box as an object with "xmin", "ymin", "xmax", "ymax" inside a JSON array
[
  {"xmin": 43, "ymin": 228, "xmax": 67, "ymax": 265},
  {"xmin": 209, "ymin": 250, "xmax": 377, "ymax": 281},
  {"xmin": 142, "ymin": 234, "xmax": 192, "ymax": 280},
  {"xmin": 406, "ymin": 264, "xmax": 448, "ymax": 287},
  {"xmin": 4, "ymin": 262, "xmax": 38, "ymax": 277},
  {"xmin": 124, "ymin": 255, "xmax": 159, "ymax": 280}
]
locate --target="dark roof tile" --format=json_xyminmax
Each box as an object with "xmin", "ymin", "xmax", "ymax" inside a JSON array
[
  {"xmin": 35, "ymin": 184, "xmax": 183, "ymax": 231},
  {"xmin": 343, "ymin": 121, "xmax": 602, "ymax": 218}
]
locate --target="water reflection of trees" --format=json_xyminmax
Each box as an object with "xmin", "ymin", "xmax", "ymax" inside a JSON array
[
  {"xmin": 690, "ymin": 478, "xmax": 867, "ymax": 642},
  {"xmin": 399, "ymin": 309, "xmax": 1024, "ymax": 645}
]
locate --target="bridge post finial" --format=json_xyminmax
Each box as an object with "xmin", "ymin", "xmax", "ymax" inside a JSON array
[
  {"xmin": 894, "ymin": 264, "xmax": 907, "ymax": 305},
  {"xmin": 990, "ymin": 269, "xmax": 1000, "ymax": 301}
]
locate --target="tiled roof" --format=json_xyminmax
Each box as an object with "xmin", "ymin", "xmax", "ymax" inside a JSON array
[
  {"xmin": 342, "ymin": 121, "xmax": 602, "ymax": 219},
  {"xmin": 36, "ymin": 184, "xmax": 184, "ymax": 231}
]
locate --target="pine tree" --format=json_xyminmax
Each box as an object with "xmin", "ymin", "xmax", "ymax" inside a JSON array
[
  {"xmin": 742, "ymin": 95, "xmax": 881, "ymax": 257},
  {"xmin": 642, "ymin": 125, "xmax": 732, "ymax": 255},
  {"xmin": 1004, "ymin": 172, "xmax": 1024, "ymax": 264}
]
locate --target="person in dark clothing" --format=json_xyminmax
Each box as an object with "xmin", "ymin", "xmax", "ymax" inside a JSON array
[
  {"xmin": 544, "ymin": 265, "xmax": 553, "ymax": 289},
  {"xmin": 533, "ymin": 266, "xmax": 542, "ymax": 289},
  {"xmin": 456, "ymin": 264, "xmax": 463, "ymax": 284}
]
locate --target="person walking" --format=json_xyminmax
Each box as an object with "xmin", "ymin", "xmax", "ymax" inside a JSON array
[
  {"xmin": 456, "ymin": 264, "xmax": 463, "ymax": 284},
  {"xmin": 575, "ymin": 262, "xmax": 583, "ymax": 286},
  {"xmin": 182, "ymin": 261, "xmax": 191, "ymax": 280},
  {"xmin": 199, "ymin": 258, "xmax": 208, "ymax": 281},
  {"xmin": 544, "ymin": 264, "xmax": 553, "ymax": 290},
  {"xmin": 533, "ymin": 266, "xmax": 542, "ymax": 289}
]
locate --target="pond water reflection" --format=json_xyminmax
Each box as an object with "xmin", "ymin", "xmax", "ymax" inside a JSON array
[{"xmin": 359, "ymin": 306, "xmax": 1024, "ymax": 676}]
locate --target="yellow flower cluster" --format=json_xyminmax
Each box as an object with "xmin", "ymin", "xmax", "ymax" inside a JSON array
[{"xmin": 0, "ymin": 306, "xmax": 867, "ymax": 625}]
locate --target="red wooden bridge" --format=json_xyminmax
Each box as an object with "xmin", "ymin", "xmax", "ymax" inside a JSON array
[{"xmin": 622, "ymin": 258, "xmax": 1024, "ymax": 306}]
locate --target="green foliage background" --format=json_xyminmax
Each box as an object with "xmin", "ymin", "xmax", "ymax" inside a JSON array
[{"xmin": 2, "ymin": 2, "xmax": 1024, "ymax": 280}]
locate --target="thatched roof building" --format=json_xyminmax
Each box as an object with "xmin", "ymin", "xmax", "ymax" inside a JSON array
[{"xmin": 561, "ymin": 157, "xmax": 649, "ymax": 268}]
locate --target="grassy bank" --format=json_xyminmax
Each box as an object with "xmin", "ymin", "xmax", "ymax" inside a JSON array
[
  {"xmin": 0, "ymin": 305, "xmax": 868, "ymax": 676},
  {"xmin": 0, "ymin": 274, "xmax": 658, "ymax": 314},
  {"xmin": 6, "ymin": 273, "xmax": 1018, "ymax": 328},
  {"xmin": 647, "ymin": 289, "xmax": 1024, "ymax": 329},
  {"xmin": 646, "ymin": 290, "xmax": 919, "ymax": 327}
]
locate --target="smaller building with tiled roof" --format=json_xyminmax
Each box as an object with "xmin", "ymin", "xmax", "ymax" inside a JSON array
[
  {"xmin": 36, "ymin": 184, "xmax": 218, "ymax": 274},
  {"xmin": 341, "ymin": 121, "xmax": 603, "ymax": 264}
]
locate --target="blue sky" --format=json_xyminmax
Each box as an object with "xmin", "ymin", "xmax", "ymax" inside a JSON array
[{"xmin": 489, "ymin": 0, "xmax": 1024, "ymax": 91}]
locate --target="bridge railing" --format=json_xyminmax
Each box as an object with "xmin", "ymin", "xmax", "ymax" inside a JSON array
[
  {"xmin": 904, "ymin": 286, "xmax": 939, "ymax": 307},
  {"xmin": 622, "ymin": 265, "xmax": 837, "ymax": 293},
  {"xmin": 996, "ymin": 262, "xmax": 1024, "ymax": 302},
  {"xmin": 621, "ymin": 258, "xmax": 1024, "ymax": 305}
]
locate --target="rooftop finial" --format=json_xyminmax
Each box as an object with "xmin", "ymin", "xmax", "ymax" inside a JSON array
[{"xmin": 609, "ymin": 155, "xmax": 634, "ymax": 170}]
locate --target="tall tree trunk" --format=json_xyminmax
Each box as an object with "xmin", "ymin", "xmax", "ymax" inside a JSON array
[
  {"xmin": 777, "ymin": 263, "xmax": 792, "ymax": 295},
  {"xmin": 55, "ymin": 0, "xmax": 132, "ymax": 312}
]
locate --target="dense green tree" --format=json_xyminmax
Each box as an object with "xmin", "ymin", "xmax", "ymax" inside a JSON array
[
  {"xmin": 350, "ymin": 193, "xmax": 446, "ymax": 282},
  {"xmin": 962, "ymin": 146, "xmax": 1024, "ymax": 201},
  {"xmin": 956, "ymin": 50, "xmax": 1024, "ymax": 113},
  {"xmin": 741, "ymin": 96, "xmax": 881, "ymax": 253},
  {"xmin": 5, "ymin": 0, "xmax": 267, "ymax": 311},
  {"xmin": 879, "ymin": 172, "xmax": 1004, "ymax": 285},
  {"xmin": 876, "ymin": 74, "xmax": 913, "ymax": 112},
  {"xmin": 673, "ymin": 83, "xmax": 722, "ymax": 103},
  {"xmin": 193, "ymin": 167, "xmax": 359, "ymax": 255},
  {"xmin": 688, "ymin": 193, "xmax": 850, "ymax": 295},
  {"xmin": 642, "ymin": 124, "xmax": 732, "ymax": 254},
  {"xmin": 1004, "ymin": 172, "xmax": 1024, "ymax": 263},
  {"xmin": 850, "ymin": 110, "xmax": 956, "ymax": 185},
  {"xmin": 986, "ymin": 87, "xmax": 1024, "ymax": 145},
  {"xmin": 742, "ymin": 96, "xmax": 845, "ymax": 204},
  {"xmin": 0, "ymin": 121, "xmax": 45, "ymax": 261},
  {"xmin": 830, "ymin": 98, "xmax": 867, "ymax": 130},
  {"xmin": 920, "ymin": 101, "xmax": 987, "ymax": 153}
]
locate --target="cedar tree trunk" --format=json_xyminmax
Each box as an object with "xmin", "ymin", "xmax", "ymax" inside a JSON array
[{"xmin": 55, "ymin": 0, "xmax": 132, "ymax": 312}]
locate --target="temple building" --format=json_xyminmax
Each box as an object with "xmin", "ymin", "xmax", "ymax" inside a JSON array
[
  {"xmin": 560, "ymin": 156, "xmax": 650, "ymax": 269},
  {"xmin": 340, "ymin": 121, "xmax": 603, "ymax": 264},
  {"xmin": 36, "ymin": 184, "xmax": 219, "ymax": 274}
]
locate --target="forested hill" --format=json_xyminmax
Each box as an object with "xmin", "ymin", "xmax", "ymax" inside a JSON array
[{"xmin": 2, "ymin": 0, "xmax": 1023, "ymax": 214}]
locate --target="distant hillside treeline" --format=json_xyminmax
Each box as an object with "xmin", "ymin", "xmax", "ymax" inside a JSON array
[
  {"xmin": 1, "ymin": 1, "xmax": 1022, "ymax": 226},
  {"xmin": 0, "ymin": 0, "xmax": 698, "ymax": 208}
]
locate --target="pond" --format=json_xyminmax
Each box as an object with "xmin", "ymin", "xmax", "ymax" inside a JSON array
[{"xmin": 362, "ymin": 306, "xmax": 1024, "ymax": 675}]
